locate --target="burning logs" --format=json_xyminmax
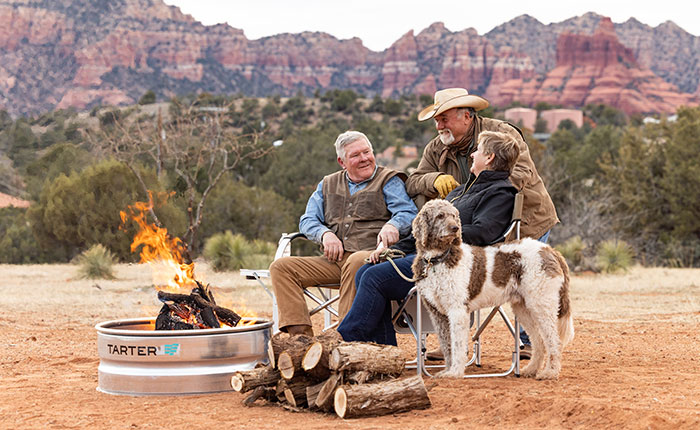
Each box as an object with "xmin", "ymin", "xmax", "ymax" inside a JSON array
[
  {"xmin": 155, "ymin": 282, "xmax": 241, "ymax": 330},
  {"xmin": 232, "ymin": 331, "xmax": 431, "ymax": 418}
]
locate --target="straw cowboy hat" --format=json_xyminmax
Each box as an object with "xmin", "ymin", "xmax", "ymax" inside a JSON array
[{"xmin": 417, "ymin": 88, "xmax": 489, "ymax": 121}]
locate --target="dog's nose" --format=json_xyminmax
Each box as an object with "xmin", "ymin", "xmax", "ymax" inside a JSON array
[{"xmin": 450, "ymin": 224, "xmax": 459, "ymax": 233}]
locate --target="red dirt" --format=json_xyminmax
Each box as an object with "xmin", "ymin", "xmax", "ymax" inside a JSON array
[
  {"xmin": 2, "ymin": 313, "xmax": 699, "ymax": 429},
  {"xmin": 1, "ymin": 263, "xmax": 699, "ymax": 429}
]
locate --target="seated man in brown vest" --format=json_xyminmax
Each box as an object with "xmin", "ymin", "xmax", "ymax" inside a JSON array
[{"xmin": 270, "ymin": 131, "xmax": 417, "ymax": 336}]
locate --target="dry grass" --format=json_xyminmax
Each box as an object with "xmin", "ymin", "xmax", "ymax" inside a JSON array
[
  {"xmin": 0, "ymin": 261, "xmax": 272, "ymax": 325},
  {"xmin": 569, "ymin": 266, "xmax": 700, "ymax": 323},
  {"xmin": 1, "ymin": 263, "xmax": 698, "ymax": 326}
]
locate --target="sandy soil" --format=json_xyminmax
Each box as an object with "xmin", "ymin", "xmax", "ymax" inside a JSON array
[{"xmin": 1, "ymin": 263, "xmax": 699, "ymax": 429}]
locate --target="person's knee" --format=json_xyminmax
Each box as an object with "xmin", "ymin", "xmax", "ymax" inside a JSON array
[
  {"xmin": 269, "ymin": 257, "xmax": 290, "ymax": 277},
  {"xmin": 345, "ymin": 251, "xmax": 370, "ymax": 271}
]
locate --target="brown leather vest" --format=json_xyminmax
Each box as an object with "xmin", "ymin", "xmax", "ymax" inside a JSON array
[{"xmin": 322, "ymin": 166, "xmax": 404, "ymax": 252}]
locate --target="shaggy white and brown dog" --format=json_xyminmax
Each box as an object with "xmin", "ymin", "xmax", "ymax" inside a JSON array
[{"xmin": 411, "ymin": 200, "xmax": 574, "ymax": 379}]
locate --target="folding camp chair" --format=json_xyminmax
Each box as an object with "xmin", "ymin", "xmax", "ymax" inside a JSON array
[
  {"xmin": 392, "ymin": 192, "xmax": 525, "ymax": 378},
  {"xmin": 241, "ymin": 232, "xmax": 340, "ymax": 333}
]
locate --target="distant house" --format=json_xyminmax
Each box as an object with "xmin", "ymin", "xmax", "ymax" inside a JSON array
[
  {"xmin": 504, "ymin": 107, "xmax": 537, "ymax": 131},
  {"xmin": 0, "ymin": 192, "xmax": 31, "ymax": 209},
  {"xmin": 540, "ymin": 109, "xmax": 583, "ymax": 133}
]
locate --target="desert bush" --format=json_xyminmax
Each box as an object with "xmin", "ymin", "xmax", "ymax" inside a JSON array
[
  {"xmin": 556, "ymin": 236, "xmax": 586, "ymax": 269},
  {"xmin": 27, "ymin": 160, "xmax": 179, "ymax": 261},
  {"xmin": 596, "ymin": 240, "xmax": 634, "ymax": 274},
  {"xmin": 138, "ymin": 90, "xmax": 156, "ymax": 105},
  {"xmin": 204, "ymin": 231, "xmax": 274, "ymax": 272},
  {"xmin": 203, "ymin": 232, "xmax": 274, "ymax": 272},
  {"xmin": 74, "ymin": 244, "xmax": 116, "ymax": 279}
]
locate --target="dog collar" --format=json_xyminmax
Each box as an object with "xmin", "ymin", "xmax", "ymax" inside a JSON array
[{"xmin": 419, "ymin": 249, "xmax": 451, "ymax": 278}]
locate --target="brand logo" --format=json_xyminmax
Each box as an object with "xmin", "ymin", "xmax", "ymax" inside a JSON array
[
  {"xmin": 160, "ymin": 343, "xmax": 180, "ymax": 356},
  {"xmin": 106, "ymin": 343, "xmax": 181, "ymax": 356}
]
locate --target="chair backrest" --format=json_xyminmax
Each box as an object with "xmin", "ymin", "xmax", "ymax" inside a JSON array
[{"xmin": 486, "ymin": 191, "xmax": 523, "ymax": 245}]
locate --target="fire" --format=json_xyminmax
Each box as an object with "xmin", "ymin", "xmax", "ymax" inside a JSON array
[
  {"xmin": 121, "ymin": 193, "xmax": 258, "ymax": 328},
  {"xmin": 120, "ymin": 194, "xmax": 195, "ymax": 293}
]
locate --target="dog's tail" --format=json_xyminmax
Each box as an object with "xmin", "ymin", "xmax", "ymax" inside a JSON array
[{"xmin": 554, "ymin": 249, "xmax": 575, "ymax": 348}]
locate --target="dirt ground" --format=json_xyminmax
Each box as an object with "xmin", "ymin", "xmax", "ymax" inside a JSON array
[{"xmin": 1, "ymin": 263, "xmax": 699, "ymax": 429}]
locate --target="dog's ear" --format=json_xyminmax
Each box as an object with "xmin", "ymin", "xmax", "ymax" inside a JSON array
[
  {"xmin": 411, "ymin": 254, "xmax": 425, "ymax": 279},
  {"xmin": 412, "ymin": 211, "xmax": 427, "ymax": 249}
]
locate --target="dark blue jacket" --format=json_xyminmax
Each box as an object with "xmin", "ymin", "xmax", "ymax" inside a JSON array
[{"xmin": 393, "ymin": 170, "xmax": 517, "ymax": 254}]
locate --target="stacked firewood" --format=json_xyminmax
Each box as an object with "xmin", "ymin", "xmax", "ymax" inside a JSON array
[{"xmin": 231, "ymin": 331, "xmax": 432, "ymax": 419}]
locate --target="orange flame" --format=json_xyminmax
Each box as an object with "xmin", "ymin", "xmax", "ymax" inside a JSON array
[
  {"xmin": 121, "ymin": 192, "xmax": 259, "ymax": 327},
  {"xmin": 120, "ymin": 192, "xmax": 195, "ymax": 293}
]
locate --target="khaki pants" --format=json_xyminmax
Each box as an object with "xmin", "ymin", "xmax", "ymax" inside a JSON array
[{"xmin": 269, "ymin": 250, "xmax": 370, "ymax": 331}]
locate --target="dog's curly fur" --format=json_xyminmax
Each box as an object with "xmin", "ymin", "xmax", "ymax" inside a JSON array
[{"xmin": 411, "ymin": 200, "xmax": 574, "ymax": 379}]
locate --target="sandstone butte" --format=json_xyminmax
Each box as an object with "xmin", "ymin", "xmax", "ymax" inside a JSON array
[
  {"xmin": 0, "ymin": 0, "xmax": 698, "ymax": 116},
  {"xmin": 491, "ymin": 18, "xmax": 698, "ymax": 114}
]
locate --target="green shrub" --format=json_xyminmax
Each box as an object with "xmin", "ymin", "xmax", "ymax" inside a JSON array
[
  {"xmin": 75, "ymin": 244, "xmax": 116, "ymax": 279},
  {"xmin": 556, "ymin": 236, "xmax": 586, "ymax": 269},
  {"xmin": 138, "ymin": 90, "xmax": 156, "ymax": 105},
  {"xmin": 204, "ymin": 231, "xmax": 249, "ymax": 271},
  {"xmin": 203, "ymin": 232, "xmax": 275, "ymax": 272},
  {"xmin": 596, "ymin": 240, "xmax": 634, "ymax": 274}
]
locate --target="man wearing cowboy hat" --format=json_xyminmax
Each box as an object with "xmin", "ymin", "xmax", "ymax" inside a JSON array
[{"xmin": 406, "ymin": 88, "xmax": 558, "ymax": 359}]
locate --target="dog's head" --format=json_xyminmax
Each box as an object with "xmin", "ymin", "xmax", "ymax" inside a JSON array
[{"xmin": 412, "ymin": 199, "xmax": 462, "ymax": 252}]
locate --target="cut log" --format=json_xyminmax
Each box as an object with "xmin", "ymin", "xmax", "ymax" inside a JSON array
[
  {"xmin": 305, "ymin": 380, "xmax": 326, "ymax": 411},
  {"xmin": 345, "ymin": 370, "xmax": 373, "ymax": 385},
  {"xmin": 277, "ymin": 336, "xmax": 315, "ymax": 380},
  {"xmin": 334, "ymin": 375, "xmax": 431, "ymax": 419},
  {"xmin": 329, "ymin": 342, "xmax": 405, "ymax": 376},
  {"xmin": 301, "ymin": 330, "xmax": 343, "ymax": 380},
  {"xmin": 276, "ymin": 376, "xmax": 311, "ymax": 408},
  {"xmin": 268, "ymin": 333, "xmax": 310, "ymax": 369},
  {"xmin": 314, "ymin": 373, "xmax": 341, "ymax": 412},
  {"xmin": 243, "ymin": 385, "xmax": 277, "ymax": 406},
  {"xmin": 231, "ymin": 366, "xmax": 281, "ymax": 393}
]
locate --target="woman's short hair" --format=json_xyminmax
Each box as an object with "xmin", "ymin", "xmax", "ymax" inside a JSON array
[
  {"xmin": 477, "ymin": 130, "xmax": 519, "ymax": 172},
  {"xmin": 334, "ymin": 130, "xmax": 373, "ymax": 160}
]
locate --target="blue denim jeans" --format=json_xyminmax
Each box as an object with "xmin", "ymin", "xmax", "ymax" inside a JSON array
[
  {"xmin": 520, "ymin": 229, "xmax": 552, "ymax": 346},
  {"xmin": 337, "ymin": 254, "xmax": 416, "ymax": 346}
]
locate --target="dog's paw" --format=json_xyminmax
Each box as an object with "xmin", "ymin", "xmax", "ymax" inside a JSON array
[
  {"xmin": 435, "ymin": 368, "xmax": 464, "ymax": 378},
  {"xmin": 520, "ymin": 364, "xmax": 538, "ymax": 378},
  {"xmin": 535, "ymin": 369, "xmax": 560, "ymax": 380}
]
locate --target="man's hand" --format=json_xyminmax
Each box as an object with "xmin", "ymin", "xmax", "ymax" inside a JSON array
[
  {"xmin": 321, "ymin": 231, "xmax": 344, "ymax": 262},
  {"xmin": 377, "ymin": 223, "xmax": 399, "ymax": 248},
  {"xmin": 434, "ymin": 174, "xmax": 459, "ymax": 198}
]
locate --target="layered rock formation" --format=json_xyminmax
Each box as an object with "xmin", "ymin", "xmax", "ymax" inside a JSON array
[
  {"xmin": 0, "ymin": 0, "xmax": 697, "ymax": 116},
  {"xmin": 492, "ymin": 18, "xmax": 697, "ymax": 114}
]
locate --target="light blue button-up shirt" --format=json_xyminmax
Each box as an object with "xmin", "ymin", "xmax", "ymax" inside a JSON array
[{"xmin": 299, "ymin": 168, "xmax": 417, "ymax": 244}]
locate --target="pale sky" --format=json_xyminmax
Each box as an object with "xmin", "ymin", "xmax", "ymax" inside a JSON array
[{"xmin": 163, "ymin": 0, "xmax": 700, "ymax": 51}]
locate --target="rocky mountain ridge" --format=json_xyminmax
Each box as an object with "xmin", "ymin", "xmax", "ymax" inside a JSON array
[{"xmin": 0, "ymin": 0, "xmax": 698, "ymax": 116}]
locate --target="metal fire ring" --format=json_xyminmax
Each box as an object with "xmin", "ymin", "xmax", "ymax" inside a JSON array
[{"xmin": 95, "ymin": 317, "xmax": 272, "ymax": 396}]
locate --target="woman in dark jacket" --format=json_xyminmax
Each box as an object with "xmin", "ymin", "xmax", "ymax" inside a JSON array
[{"xmin": 338, "ymin": 131, "xmax": 519, "ymax": 345}]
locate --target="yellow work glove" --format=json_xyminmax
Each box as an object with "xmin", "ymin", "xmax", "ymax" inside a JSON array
[{"xmin": 433, "ymin": 174, "xmax": 459, "ymax": 198}]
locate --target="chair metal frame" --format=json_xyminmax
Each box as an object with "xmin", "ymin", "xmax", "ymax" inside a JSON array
[
  {"xmin": 241, "ymin": 232, "xmax": 340, "ymax": 333},
  {"xmin": 392, "ymin": 192, "xmax": 526, "ymax": 378}
]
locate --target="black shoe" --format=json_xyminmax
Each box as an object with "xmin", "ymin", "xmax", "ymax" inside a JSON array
[
  {"xmin": 519, "ymin": 344, "xmax": 532, "ymax": 360},
  {"xmin": 425, "ymin": 348, "xmax": 444, "ymax": 361}
]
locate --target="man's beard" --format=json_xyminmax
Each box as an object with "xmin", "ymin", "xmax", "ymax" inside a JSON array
[{"xmin": 438, "ymin": 129, "xmax": 455, "ymax": 145}]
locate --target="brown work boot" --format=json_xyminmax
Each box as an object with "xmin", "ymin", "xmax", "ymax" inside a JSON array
[
  {"xmin": 286, "ymin": 324, "xmax": 314, "ymax": 337},
  {"xmin": 425, "ymin": 347, "xmax": 444, "ymax": 361}
]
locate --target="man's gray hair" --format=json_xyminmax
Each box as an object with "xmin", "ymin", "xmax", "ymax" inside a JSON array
[
  {"xmin": 455, "ymin": 107, "xmax": 476, "ymax": 119},
  {"xmin": 334, "ymin": 130, "xmax": 373, "ymax": 160}
]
